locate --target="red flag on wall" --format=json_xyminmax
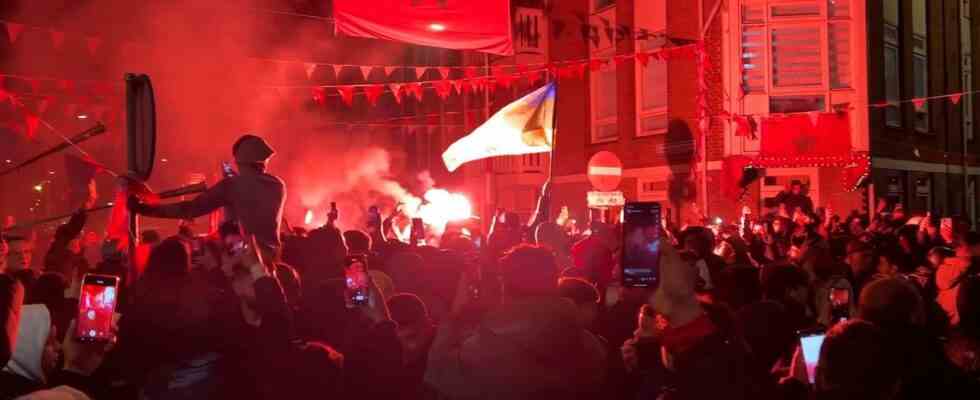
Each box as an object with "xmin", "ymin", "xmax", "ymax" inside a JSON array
[
  {"xmin": 333, "ymin": 0, "xmax": 513, "ymax": 55},
  {"xmin": 760, "ymin": 112, "xmax": 851, "ymax": 160}
]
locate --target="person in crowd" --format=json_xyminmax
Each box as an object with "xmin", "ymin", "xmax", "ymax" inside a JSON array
[
  {"xmin": 571, "ymin": 223, "xmax": 617, "ymax": 302},
  {"xmin": 426, "ymin": 244, "xmax": 607, "ymax": 399},
  {"xmin": 128, "ymin": 134, "xmax": 287, "ymax": 256},
  {"xmin": 874, "ymin": 246, "xmax": 907, "ymax": 280},
  {"xmin": 775, "ymin": 180, "xmax": 815, "ymax": 217},
  {"xmin": 844, "ymin": 240, "xmax": 876, "ymax": 297},
  {"xmin": 387, "ymin": 293, "xmax": 436, "ymax": 400},
  {"xmin": 812, "ymin": 319, "xmax": 901, "ymax": 399},
  {"xmin": 948, "ymin": 273, "xmax": 980, "ymax": 380},
  {"xmin": 299, "ymin": 224, "xmax": 348, "ymax": 284},
  {"xmin": 1, "ymin": 303, "xmax": 61, "ymax": 396},
  {"xmin": 558, "ymin": 277, "xmax": 602, "ymax": 330},
  {"xmin": 274, "ymin": 263, "xmax": 302, "ymax": 310},
  {"xmin": 2, "ymin": 275, "xmax": 24, "ymax": 368},
  {"xmin": 43, "ymin": 211, "xmax": 88, "ymax": 281},
  {"xmin": 859, "ymin": 278, "xmax": 980, "ymax": 398},
  {"xmin": 27, "ymin": 273, "xmax": 71, "ymax": 343},
  {"xmin": 5, "ymin": 236, "xmax": 34, "ymax": 274},
  {"xmin": 761, "ymin": 263, "xmax": 815, "ymax": 335},
  {"xmin": 937, "ymin": 239, "xmax": 975, "ymax": 325}
]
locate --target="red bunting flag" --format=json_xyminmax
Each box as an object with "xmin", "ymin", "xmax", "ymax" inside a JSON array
[
  {"xmin": 912, "ymin": 98, "xmax": 926, "ymax": 110},
  {"xmin": 732, "ymin": 115, "xmax": 754, "ymax": 138},
  {"xmin": 338, "ymin": 86, "xmax": 354, "ymax": 106},
  {"xmin": 329, "ymin": 64, "xmax": 342, "ymax": 77},
  {"xmin": 304, "ymin": 63, "xmax": 318, "ymax": 80},
  {"xmin": 389, "ymin": 83, "xmax": 403, "ymax": 103},
  {"xmin": 359, "ymin": 66, "xmax": 374, "ymax": 80},
  {"xmin": 364, "ymin": 84, "xmax": 384, "ymax": 105},
  {"xmin": 807, "ymin": 111, "xmax": 820, "ymax": 127},
  {"xmin": 452, "ymin": 79, "xmax": 471, "ymax": 95},
  {"xmin": 434, "ymin": 80, "xmax": 452, "ymax": 99},
  {"xmin": 614, "ymin": 54, "xmax": 633, "ymax": 67},
  {"xmin": 5, "ymin": 22, "xmax": 24, "ymax": 44},
  {"xmin": 405, "ymin": 82, "xmax": 423, "ymax": 100},
  {"xmin": 311, "ymin": 87, "xmax": 326, "ymax": 104},
  {"xmin": 49, "ymin": 30, "xmax": 66, "ymax": 49},
  {"xmin": 589, "ymin": 59, "xmax": 604, "ymax": 72},
  {"xmin": 950, "ymin": 93, "xmax": 963, "ymax": 105},
  {"xmin": 869, "ymin": 101, "xmax": 890, "ymax": 109},
  {"xmin": 484, "ymin": 77, "xmax": 496, "ymax": 96},
  {"xmin": 464, "ymin": 66, "xmax": 480, "ymax": 79},
  {"xmin": 384, "ymin": 66, "xmax": 398, "ymax": 78},
  {"xmin": 437, "ymin": 67, "xmax": 450, "ymax": 80},
  {"xmin": 23, "ymin": 111, "xmax": 40, "ymax": 139},
  {"xmin": 636, "ymin": 52, "xmax": 650, "ymax": 67},
  {"xmin": 415, "ymin": 67, "xmax": 428, "ymax": 80},
  {"xmin": 494, "ymin": 67, "xmax": 515, "ymax": 89},
  {"xmin": 651, "ymin": 51, "xmax": 663, "ymax": 62},
  {"xmin": 85, "ymin": 36, "xmax": 102, "ymax": 55}
]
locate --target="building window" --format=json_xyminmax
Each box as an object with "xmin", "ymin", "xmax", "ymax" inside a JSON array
[
  {"xmin": 638, "ymin": 35, "xmax": 668, "ymax": 136},
  {"xmin": 592, "ymin": 48, "xmax": 618, "ymax": 143},
  {"xmin": 771, "ymin": 25, "xmax": 823, "ymax": 88},
  {"xmin": 828, "ymin": 0, "xmax": 850, "ymax": 18},
  {"xmin": 770, "ymin": 0, "xmax": 821, "ymax": 18},
  {"xmin": 912, "ymin": 0, "xmax": 929, "ymax": 133},
  {"xmin": 828, "ymin": 22, "xmax": 851, "ymax": 88},
  {"xmin": 964, "ymin": 0, "xmax": 974, "ymax": 141},
  {"xmin": 770, "ymin": 95, "xmax": 826, "ymax": 113},
  {"xmin": 883, "ymin": 0, "xmax": 902, "ymax": 127},
  {"xmin": 741, "ymin": 25, "xmax": 768, "ymax": 93}
]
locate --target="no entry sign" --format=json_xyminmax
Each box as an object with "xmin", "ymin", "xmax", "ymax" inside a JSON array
[{"xmin": 587, "ymin": 151, "xmax": 623, "ymax": 191}]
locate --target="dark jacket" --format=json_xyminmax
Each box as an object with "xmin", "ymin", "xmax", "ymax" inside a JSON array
[
  {"xmin": 43, "ymin": 211, "xmax": 88, "ymax": 275},
  {"xmin": 426, "ymin": 296, "xmax": 607, "ymax": 400},
  {"xmin": 133, "ymin": 170, "xmax": 286, "ymax": 254}
]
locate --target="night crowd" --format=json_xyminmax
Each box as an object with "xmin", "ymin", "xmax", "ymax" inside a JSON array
[{"xmin": 1, "ymin": 135, "xmax": 979, "ymax": 400}]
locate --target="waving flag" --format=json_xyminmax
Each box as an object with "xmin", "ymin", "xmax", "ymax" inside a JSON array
[
  {"xmin": 333, "ymin": 0, "xmax": 513, "ymax": 55},
  {"xmin": 443, "ymin": 83, "xmax": 555, "ymax": 172}
]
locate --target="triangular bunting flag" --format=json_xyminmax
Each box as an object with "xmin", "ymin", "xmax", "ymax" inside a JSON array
[
  {"xmin": 85, "ymin": 36, "xmax": 102, "ymax": 56},
  {"xmin": 636, "ymin": 52, "xmax": 650, "ymax": 67},
  {"xmin": 330, "ymin": 64, "xmax": 342, "ymax": 78},
  {"xmin": 406, "ymin": 82, "xmax": 424, "ymax": 100},
  {"xmin": 48, "ymin": 30, "xmax": 65, "ymax": 49},
  {"xmin": 359, "ymin": 66, "xmax": 374, "ymax": 80},
  {"xmin": 304, "ymin": 63, "xmax": 318, "ymax": 80},
  {"xmin": 389, "ymin": 83, "xmax": 404, "ymax": 103},
  {"xmin": 589, "ymin": 59, "xmax": 604, "ymax": 72},
  {"xmin": 364, "ymin": 84, "xmax": 384, "ymax": 106},
  {"xmin": 451, "ymin": 79, "xmax": 470, "ymax": 95},
  {"xmin": 950, "ymin": 93, "xmax": 963, "ymax": 105},
  {"xmin": 807, "ymin": 111, "xmax": 820, "ymax": 127},
  {"xmin": 437, "ymin": 67, "xmax": 450, "ymax": 80},
  {"xmin": 484, "ymin": 78, "xmax": 497, "ymax": 96},
  {"xmin": 494, "ymin": 68, "xmax": 515, "ymax": 89},
  {"xmin": 5, "ymin": 22, "xmax": 24, "ymax": 44},
  {"xmin": 384, "ymin": 66, "xmax": 398, "ymax": 78},
  {"xmin": 464, "ymin": 66, "xmax": 480, "ymax": 79},
  {"xmin": 912, "ymin": 98, "xmax": 926, "ymax": 110},
  {"xmin": 415, "ymin": 67, "xmax": 428, "ymax": 80},
  {"xmin": 23, "ymin": 112, "xmax": 40, "ymax": 139},
  {"xmin": 338, "ymin": 86, "xmax": 354, "ymax": 106},
  {"xmin": 614, "ymin": 54, "xmax": 633, "ymax": 67},
  {"xmin": 311, "ymin": 87, "xmax": 326, "ymax": 104},
  {"xmin": 434, "ymin": 80, "xmax": 452, "ymax": 100}
]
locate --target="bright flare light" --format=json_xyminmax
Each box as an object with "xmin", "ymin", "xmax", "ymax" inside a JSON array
[
  {"xmin": 415, "ymin": 189, "xmax": 472, "ymax": 232},
  {"xmin": 428, "ymin": 23, "xmax": 446, "ymax": 32},
  {"xmin": 304, "ymin": 209, "xmax": 314, "ymax": 225}
]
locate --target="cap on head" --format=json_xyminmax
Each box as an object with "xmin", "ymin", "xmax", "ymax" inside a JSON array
[{"xmin": 232, "ymin": 134, "xmax": 275, "ymax": 164}]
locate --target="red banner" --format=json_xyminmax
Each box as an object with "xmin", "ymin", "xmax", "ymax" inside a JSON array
[
  {"xmin": 760, "ymin": 112, "xmax": 851, "ymax": 160},
  {"xmin": 333, "ymin": 0, "xmax": 513, "ymax": 55}
]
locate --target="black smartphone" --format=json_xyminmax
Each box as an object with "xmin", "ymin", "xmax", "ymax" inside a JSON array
[
  {"xmin": 411, "ymin": 217, "xmax": 425, "ymax": 246},
  {"xmin": 344, "ymin": 254, "xmax": 369, "ymax": 307},
  {"xmin": 799, "ymin": 329, "xmax": 827, "ymax": 384},
  {"xmin": 621, "ymin": 202, "xmax": 662, "ymax": 288},
  {"xmin": 76, "ymin": 274, "xmax": 120, "ymax": 342}
]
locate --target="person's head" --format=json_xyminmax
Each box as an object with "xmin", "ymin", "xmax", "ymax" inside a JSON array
[
  {"xmin": 558, "ymin": 277, "xmax": 601, "ymax": 327},
  {"xmin": 275, "ymin": 263, "xmax": 302, "ymax": 307},
  {"xmin": 143, "ymin": 237, "xmax": 192, "ymax": 281},
  {"xmin": 927, "ymin": 246, "xmax": 953, "ymax": 269},
  {"xmin": 790, "ymin": 180, "xmax": 803, "ymax": 195},
  {"xmin": 772, "ymin": 217, "xmax": 788, "ymax": 234},
  {"xmin": 6, "ymin": 236, "xmax": 33, "ymax": 272},
  {"xmin": 815, "ymin": 319, "xmax": 900, "ymax": 399},
  {"xmin": 846, "ymin": 240, "xmax": 874, "ymax": 277},
  {"xmin": 6, "ymin": 304, "xmax": 62, "ymax": 382},
  {"xmin": 848, "ymin": 216, "xmax": 868, "ymax": 236},
  {"xmin": 760, "ymin": 263, "xmax": 809, "ymax": 307},
  {"xmin": 680, "ymin": 227, "xmax": 713, "ymax": 259},
  {"xmin": 716, "ymin": 266, "xmax": 763, "ymax": 310},
  {"xmin": 343, "ymin": 230, "xmax": 372, "ymax": 255},
  {"xmin": 875, "ymin": 247, "xmax": 904, "ymax": 277},
  {"xmin": 232, "ymin": 134, "xmax": 275, "ymax": 173},
  {"xmin": 499, "ymin": 244, "xmax": 559, "ymax": 298},
  {"xmin": 714, "ymin": 241, "xmax": 737, "ymax": 265},
  {"xmin": 859, "ymin": 278, "xmax": 925, "ymax": 330},
  {"xmin": 387, "ymin": 293, "xmax": 435, "ymax": 361}
]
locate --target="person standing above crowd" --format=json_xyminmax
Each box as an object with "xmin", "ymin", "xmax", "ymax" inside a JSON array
[{"xmin": 775, "ymin": 181, "xmax": 815, "ymax": 217}]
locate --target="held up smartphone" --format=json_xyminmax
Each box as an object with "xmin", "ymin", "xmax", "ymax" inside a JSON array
[
  {"xmin": 76, "ymin": 274, "xmax": 120, "ymax": 343},
  {"xmin": 344, "ymin": 254, "xmax": 370, "ymax": 307},
  {"xmin": 621, "ymin": 202, "xmax": 662, "ymax": 288},
  {"xmin": 221, "ymin": 161, "xmax": 235, "ymax": 178},
  {"xmin": 799, "ymin": 329, "xmax": 827, "ymax": 384},
  {"xmin": 411, "ymin": 218, "xmax": 425, "ymax": 246}
]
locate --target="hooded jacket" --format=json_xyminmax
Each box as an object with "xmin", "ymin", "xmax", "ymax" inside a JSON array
[
  {"xmin": 425, "ymin": 296, "xmax": 606, "ymax": 400},
  {"xmin": 3, "ymin": 304, "xmax": 51, "ymax": 384}
]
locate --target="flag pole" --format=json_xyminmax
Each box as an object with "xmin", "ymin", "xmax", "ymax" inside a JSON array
[{"xmin": 548, "ymin": 81, "xmax": 558, "ymax": 182}]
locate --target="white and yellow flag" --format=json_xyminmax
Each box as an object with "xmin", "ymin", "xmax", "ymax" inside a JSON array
[{"xmin": 442, "ymin": 83, "xmax": 556, "ymax": 172}]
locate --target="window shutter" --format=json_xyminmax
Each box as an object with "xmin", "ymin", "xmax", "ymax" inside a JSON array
[
  {"xmin": 828, "ymin": 22, "xmax": 851, "ymax": 88},
  {"xmin": 741, "ymin": 26, "xmax": 767, "ymax": 93},
  {"xmin": 771, "ymin": 25, "xmax": 822, "ymax": 88}
]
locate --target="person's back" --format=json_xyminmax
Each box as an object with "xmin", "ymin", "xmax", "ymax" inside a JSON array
[{"xmin": 813, "ymin": 320, "xmax": 900, "ymax": 400}]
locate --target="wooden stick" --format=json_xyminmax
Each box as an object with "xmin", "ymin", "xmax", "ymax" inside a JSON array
[{"xmin": 0, "ymin": 123, "xmax": 107, "ymax": 177}]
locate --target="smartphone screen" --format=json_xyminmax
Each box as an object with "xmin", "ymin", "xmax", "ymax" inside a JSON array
[
  {"xmin": 345, "ymin": 255, "xmax": 370, "ymax": 307},
  {"xmin": 221, "ymin": 161, "xmax": 235, "ymax": 178},
  {"xmin": 76, "ymin": 274, "xmax": 120, "ymax": 342},
  {"xmin": 621, "ymin": 202, "xmax": 662, "ymax": 288},
  {"xmin": 800, "ymin": 331, "xmax": 827, "ymax": 384}
]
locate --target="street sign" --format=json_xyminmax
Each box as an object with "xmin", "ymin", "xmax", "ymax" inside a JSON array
[
  {"xmin": 587, "ymin": 151, "xmax": 623, "ymax": 191},
  {"xmin": 588, "ymin": 191, "xmax": 625, "ymax": 208}
]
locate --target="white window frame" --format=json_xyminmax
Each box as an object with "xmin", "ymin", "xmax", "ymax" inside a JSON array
[
  {"xmin": 590, "ymin": 5, "xmax": 618, "ymax": 144},
  {"xmin": 636, "ymin": 33, "xmax": 669, "ymax": 137}
]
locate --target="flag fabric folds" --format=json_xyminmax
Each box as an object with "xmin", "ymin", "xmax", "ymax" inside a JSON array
[
  {"xmin": 333, "ymin": 0, "xmax": 513, "ymax": 55},
  {"xmin": 442, "ymin": 82, "xmax": 555, "ymax": 172}
]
